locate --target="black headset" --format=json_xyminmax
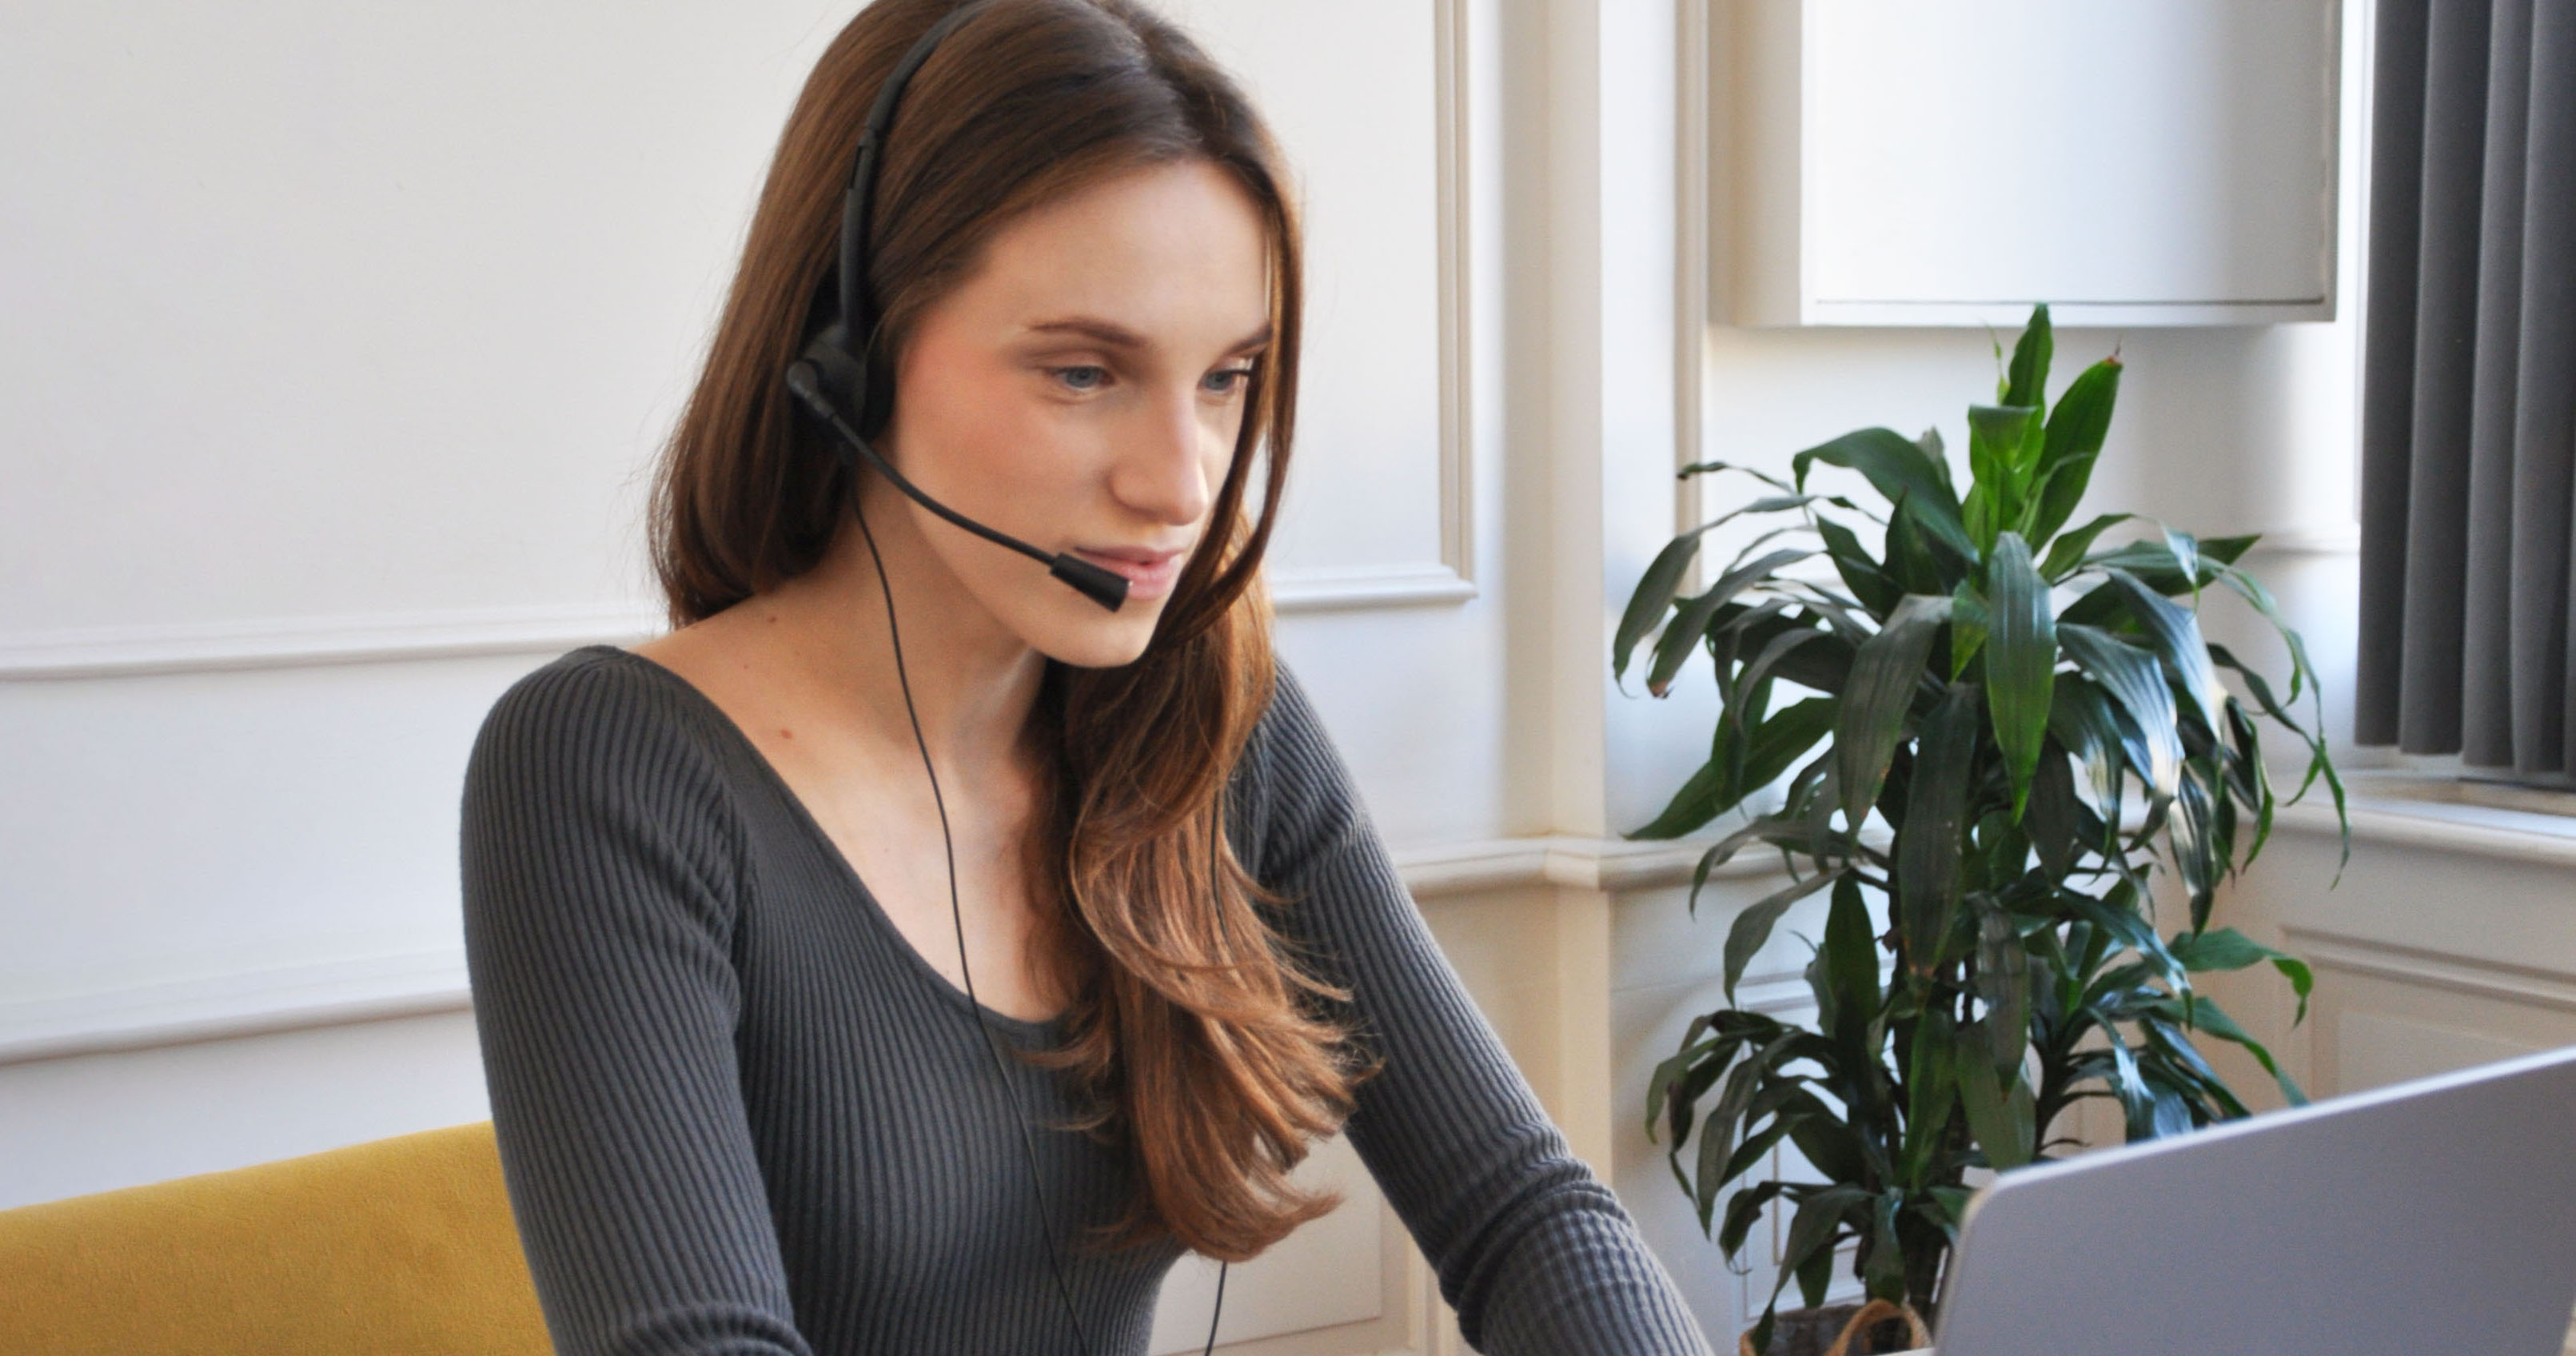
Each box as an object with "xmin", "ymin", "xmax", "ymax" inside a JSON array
[
  {"xmin": 782, "ymin": 1, "xmax": 1132, "ymax": 615},
  {"xmin": 784, "ymin": 6, "xmax": 1229, "ymax": 1354}
]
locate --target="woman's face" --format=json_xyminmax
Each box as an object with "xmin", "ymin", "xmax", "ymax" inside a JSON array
[{"xmin": 875, "ymin": 157, "xmax": 1272, "ymax": 669}]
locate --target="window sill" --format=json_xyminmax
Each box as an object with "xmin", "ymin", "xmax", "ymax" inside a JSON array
[{"xmin": 2276, "ymin": 770, "xmax": 2576, "ymax": 870}]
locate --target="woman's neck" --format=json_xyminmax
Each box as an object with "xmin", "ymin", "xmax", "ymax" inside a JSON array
[{"xmin": 752, "ymin": 497, "xmax": 1049, "ymax": 779}]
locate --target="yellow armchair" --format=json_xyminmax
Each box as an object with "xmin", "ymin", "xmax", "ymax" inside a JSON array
[{"xmin": 0, "ymin": 1120, "xmax": 552, "ymax": 1355}]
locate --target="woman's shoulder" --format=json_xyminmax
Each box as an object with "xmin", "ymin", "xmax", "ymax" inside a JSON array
[
  {"xmin": 477, "ymin": 643, "xmax": 698, "ymax": 744},
  {"xmin": 466, "ymin": 644, "xmax": 748, "ymax": 826}
]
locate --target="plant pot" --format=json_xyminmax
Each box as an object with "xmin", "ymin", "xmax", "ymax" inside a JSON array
[{"xmin": 1738, "ymin": 1299, "xmax": 1929, "ymax": 1356}]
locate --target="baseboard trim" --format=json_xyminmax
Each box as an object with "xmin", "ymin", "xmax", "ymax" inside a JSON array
[{"xmin": 1394, "ymin": 832, "xmax": 1779, "ymax": 899}]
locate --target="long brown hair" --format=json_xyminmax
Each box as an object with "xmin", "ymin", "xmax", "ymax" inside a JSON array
[{"xmin": 645, "ymin": 0, "xmax": 1358, "ymax": 1260}]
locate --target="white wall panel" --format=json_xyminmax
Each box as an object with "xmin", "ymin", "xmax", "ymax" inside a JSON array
[
  {"xmin": 1160, "ymin": 0, "xmax": 1469, "ymax": 605},
  {"xmin": 0, "ymin": 1, "xmax": 845, "ymax": 634},
  {"xmin": 1732, "ymin": 0, "xmax": 2339, "ymax": 325}
]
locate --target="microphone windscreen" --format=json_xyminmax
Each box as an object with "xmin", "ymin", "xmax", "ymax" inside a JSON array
[{"xmin": 1048, "ymin": 556, "xmax": 1130, "ymax": 612}]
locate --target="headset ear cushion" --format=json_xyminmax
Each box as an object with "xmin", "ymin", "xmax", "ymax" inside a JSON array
[{"xmin": 797, "ymin": 322, "xmax": 868, "ymax": 413}]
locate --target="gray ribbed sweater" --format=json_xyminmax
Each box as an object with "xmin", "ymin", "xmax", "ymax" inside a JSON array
[{"xmin": 461, "ymin": 645, "xmax": 1710, "ymax": 1355}]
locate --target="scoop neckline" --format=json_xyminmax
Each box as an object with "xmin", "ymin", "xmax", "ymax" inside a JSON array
[{"xmin": 578, "ymin": 644, "xmax": 1072, "ymax": 1045}]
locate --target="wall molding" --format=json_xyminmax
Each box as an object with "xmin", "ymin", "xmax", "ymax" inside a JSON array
[
  {"xmin": 0, "ymin": 949, "xmax": 476, "ymax": 1067},
  {"xmin": 1271, "ymin": 562, "xmax": 1480, "ymax": 614},
  {"xmin": 1267, "ymin": 0, "xmax": 1477, "ymax": 612},
  {"xmin": 0, "ymin": 832, "xmax": 1776, "ymax": 1068},
  {"xmin": 2282, "ymin": 927, "xmax": 2576, "ymax": 1016},
  {"xmin": 2236, "ymin": 524, "xmax": 2361, "ymax": 557},
  {"xmin": 1396, "ymin": 831, "xmax": 1780, "ymax": 899},
  {"xmin": 1432, "ymin": 0, "xmax": 1474, "ymax": 592},
  {"xmin": 0, "ymin": 602, "xmax": 668, "ymax": 680},
  {"xmin": 1, "ymin": 560, "xmax": 1477, "ymax": 681},
  {"xmin": 2276, "ymin": 793, "xmax": 2576, "ymax": 871},
  {"xmin": 1673, "ymin": 0, "xmax": 1715, "ymax": 566}
]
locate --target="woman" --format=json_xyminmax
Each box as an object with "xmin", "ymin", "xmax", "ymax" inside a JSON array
[{"xmin": 460, "ymin": 2, "xmax": 1711, "ymax": 1353}]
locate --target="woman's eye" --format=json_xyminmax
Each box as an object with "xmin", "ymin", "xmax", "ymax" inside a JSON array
[
  {"xmin": 1202, "ymin": 365, "xmax": 1256, "ymax": 396},
  {"xmin": 1051, "ymin": 365, "xmax": 1111, "ymax": 393}
]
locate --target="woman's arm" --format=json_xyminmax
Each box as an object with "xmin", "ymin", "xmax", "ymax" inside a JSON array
[
  {"xmin": 1239, "ymin": 665, "xmax": 1713, "ymax": 1356},
  {"xmin": 461, "ymin": 653, "xmax": 811, "ymax": 1356}
]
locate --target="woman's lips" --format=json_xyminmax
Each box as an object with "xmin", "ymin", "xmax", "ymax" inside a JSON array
[{"xmin": 1070, "ymin": 548, "xmax": 1186, "ymax": 602}]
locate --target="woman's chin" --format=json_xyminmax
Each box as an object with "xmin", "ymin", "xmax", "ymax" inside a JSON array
[{"xmin": 1027, "ymin": 609, "xmax": 1162, "ymax": 670}]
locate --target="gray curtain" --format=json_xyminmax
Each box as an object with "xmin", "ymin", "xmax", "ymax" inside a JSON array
[{"xmin": 2359, "ymin": 0, "xmax": 2576, "ymax": 776}]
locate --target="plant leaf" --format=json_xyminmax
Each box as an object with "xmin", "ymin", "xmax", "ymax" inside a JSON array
[
  {"xmin": 2171, "ymin": 761, "xmax": 2221, "ymax": 930},
  {"xmin": 2167, "ymin": 992, "xmax": 2308, "ymax": 1106},
  {"xmin": 1862, "ymin": 1190, "xmax": 1907, "ymax": 1300},
  {"xmin": 1734, "ymin": 626, "xmax": 1836, "ymax": 708},
  {"xmin": 1957, "ymin": 1023, "xmax": 2036, "ymax": 1170},
  {"xmin": 1724, "ymin": 869, "xmax": 1844, "ymax": 1003},
  {"xmin": 1974, "ymin": 903, "xmax": 2032, "ymax": 1072},
  {"xmin": 1645, "ymin": 548, "xmax": 1816, "ymax": 696},
  {"xmin": 1795, "ymin": 428, "xmax": 1976, "ymax": 561},
  {"xmin": 1836, "ymin": 593, "xmax": 1954, "ymax": 826},
  {"xmin": 1820, "ymin": 875, "xmax": 1882, "ymax": 1048},
  {"xmin": 1903, "ymin": 1011, "xmax": 1960, "ymax": 1184},
  {"xmin": 2162, "ymin": 527, "xmax": 2202, "ymax": 600},
  {"xmin": 1948, "ymin": 578, "xmax": 1990, "ymax": 679},
  {"xmin": 1967, "ymin": 405, "xmax": 2043, "ymax": 551},
  {"xmin": 1741, "ymin": 698, "xmax": 1840, "ymax": 806},
  {"xmin": 1615, "ymin": 525, "xmax": 1719, "ymax": 681},
  {"xmin": 1717, "ymin": 1179, "xmax": 1789, "ymax": 1253},
  {"xmin": 1774, "ymin": 1186, "xmax": 1868, "ymax": 1309},
  {"xmin": 2060, "ymin": 624, "xmax": 2183, "ymax": 799},
  {"xmin": 1896, "ymin": 683, "xmax": 1980, "ymax": 974},
  {"xmin": 2024, "ymin": 738, "xmax": 2082, "ymax": 880},
  {"xmin": 2037, "ymin": 512, "xmax": 2132, "ymax": 580},
  {"xmin": 2066, "ymin": 887, "xmax": 2185, "ymax": 992},
  {"xmin": 1678, "ymin": 459, "xmax": 1799, "ymax": 493},
  {"xmin": 1784, "ymin": 1095, "xmax": 1872, "ymax": 1184},
  {"xmin": 1984, "ymin": 531, "xmax": 2056, "ymax": 818},
  {"xmin": 1816, "ymin": 513, "xmax": 1900, "ymax": 619},
  {"xmin": 2171, "ymin": 926, "xmax": 2315, "ymax": 1024},
  {"xmin": 1629, "ymin": 755, "xmax": 1731, "ymax": 841},
  {"xmin": 1682, "ymin": 816, "xmax": 1800, "ymax": 907},
  {"xmin": 2025, "ymin": 356, "xmax": 2122, "ymax": 544},
  {"xmin": 2002, "ymin": 303, "xmax": 2053, "ymax": 413}
]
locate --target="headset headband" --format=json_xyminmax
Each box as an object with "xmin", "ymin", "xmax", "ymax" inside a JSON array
[{"xmin": 835, "ymin": 1, "xmax": 990, "ymax": 406}]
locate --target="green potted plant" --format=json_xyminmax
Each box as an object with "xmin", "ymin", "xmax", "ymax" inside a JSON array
[{"xmin": 1613, "ymin": 305, "xmax": 2347, "ymax": 1356}]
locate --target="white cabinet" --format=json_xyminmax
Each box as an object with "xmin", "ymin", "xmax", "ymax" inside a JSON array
[{"xmin": 1730, "ymin": 0, "xmax": 2341, "ymax": 327}]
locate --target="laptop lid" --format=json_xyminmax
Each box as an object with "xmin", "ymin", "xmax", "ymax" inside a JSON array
[{"xmin": 1930, "ymin": 1043, "xmax": 2576, "ymax": 1356}]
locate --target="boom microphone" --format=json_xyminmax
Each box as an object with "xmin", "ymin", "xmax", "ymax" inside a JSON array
[{"xmin": 784, "ymin": 361, "xmax": 1130, "ymax": 612}]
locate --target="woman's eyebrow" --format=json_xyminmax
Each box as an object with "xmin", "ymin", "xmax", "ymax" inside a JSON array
[
  {"xmin": 1025, "ymin": 317, "xmax": 1147, "ymax": 349},
  {"xmin": 1024, "ymin": 317, "xmax": 1274, "ymax": 353}
]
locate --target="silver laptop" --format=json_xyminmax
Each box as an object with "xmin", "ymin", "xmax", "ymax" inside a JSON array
[{"xmin": 1928, "ymin": 1043, "xmax": 2576, "ymax": 1356}]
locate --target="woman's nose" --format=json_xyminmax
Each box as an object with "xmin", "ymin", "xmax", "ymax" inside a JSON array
[{"xmin": 1108, "ymin": 385, "xmax": 1214, "ymax": 526}]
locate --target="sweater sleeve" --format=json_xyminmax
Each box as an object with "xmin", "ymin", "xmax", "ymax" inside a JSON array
[
  {"xmin": 1240, "ymin": 665, "xmax": 1713, "ymax": 1356},
  {"xmin": 460, "ymin": 654, "xmax": 812, "ymax": 1356}
]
